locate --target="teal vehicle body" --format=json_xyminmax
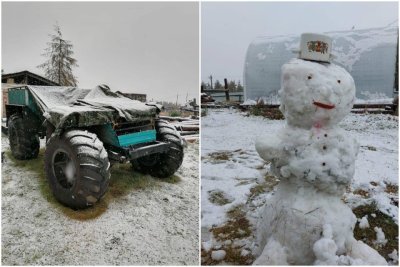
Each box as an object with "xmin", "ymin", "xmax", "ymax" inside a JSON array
[
  {"xmin": 5, "ymin": 84, "xmax": 183, "ymax": 209},
  {"xmin": 5, "ymin": 85, "xmax": 165, "ymax": 163},
  {"xmin": 118, "ymin": 130, "xmax": 156, "ymax": 147},
  {"xmin": 8, "ymin": 86, "xmax": 41, "ymax": 116},
  {"xmin": 92, "ymin": 121, "xmax": 157, "ymax": 149}
]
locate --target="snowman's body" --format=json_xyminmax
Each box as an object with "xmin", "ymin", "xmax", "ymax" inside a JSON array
[{"xmin": 253, "ymin": 58, "xmax": 387, "ymax": 265}]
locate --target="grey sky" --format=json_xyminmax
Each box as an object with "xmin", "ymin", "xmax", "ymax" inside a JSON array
[
  {"xmin": 2, "ymin": 2, "xmax": 199, "ymax": 104},
  {"xmin": 202, "ymin": 1, "xmax": 398, "ymax": 83}
]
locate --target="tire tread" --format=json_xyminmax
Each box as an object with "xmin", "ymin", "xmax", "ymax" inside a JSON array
[{"xmin": 45, "ymin": 129, "xmax": 110, "ymax": 209}]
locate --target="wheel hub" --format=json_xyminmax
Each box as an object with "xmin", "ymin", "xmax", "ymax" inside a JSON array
[{"xmin": 52, "ymin": 149, "xmax": 76, "ymax": 189}]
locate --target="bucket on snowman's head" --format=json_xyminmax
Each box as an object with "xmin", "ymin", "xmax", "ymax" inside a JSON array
[{"xmin": 296, "ymin": 33, "xmax": 333, "ymax": 63}]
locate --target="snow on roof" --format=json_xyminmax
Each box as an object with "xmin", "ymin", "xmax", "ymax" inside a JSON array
[{"xmin": 245, "ymin": 23, "xmax": 398, "ymax": 100}]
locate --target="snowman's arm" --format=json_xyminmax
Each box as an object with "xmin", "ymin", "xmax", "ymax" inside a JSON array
[{"xmin": 255, "ymin": 135, "xmax": 285, "ymax": 162}]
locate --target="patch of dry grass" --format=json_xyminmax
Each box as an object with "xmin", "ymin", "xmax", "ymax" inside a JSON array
[
  {"xmin": 5, "ymin": 150, "xmax": 161, "ymax": 220},
  {"xmin": 202, "ymin": 175, "xmax": 279, "ymax": 265},
  {"xmin": 162, "ymin": 174, "xmax": 181, "ymax": 184},
  {"xmin": 248, "ymin": 174, "xmax": 279, "ymax": 202},
  {"xmin": 353, "ymin": 203, "xmax": 398, "ymax": 261},
  {"xmin": 361, "ymin": 145, "xmax": 377, "ymax": 151},
  {"xmin": 208, "ymin": 190, "xmax": 232, "ymax": 206},
  {"xmin": 384, "ymin": 183, "xmax": 398, "ymax": 194},
  {"xmin": 248, "ymin": 105, "xmax": 284, "ymax": 120},
  {"xmin": 206, "ymin": 149, "xmax": 248, "ymax": 164},
  {"xmin": 201, "ymin": 205, "xmax": 254, "ymax": 265},
  {"xmin": 235, "ymin": 177, "xmax": 257, "ymax": 186},
  {"xmin": 353, "ymin": 188, "xmax": 370, "ymax": 198},
  {"xmin": 208, "ymin": 151, "xmax": 231, "ymax": 161},
  {"xmin": 201, "ymin": 245, "xmax": 254, "ymax": 265}
]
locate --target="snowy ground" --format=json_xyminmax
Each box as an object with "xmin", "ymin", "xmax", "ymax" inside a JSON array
[
  {"xmin": 2, "ymin": 135, "xmax": 199, "ymax": 265},
  {"xmin": 201, "ymin": 109, "xmax": 398, "ymax": 264}
]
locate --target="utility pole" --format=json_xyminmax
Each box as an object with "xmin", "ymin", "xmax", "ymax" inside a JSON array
[
  {"xmin": 209, "ymin": 75, "xmax": 213, "ymax": 89},
  {"xmin": 176, "ymin": 93, "xmax": 178, "ymax": 107},
  {"xmin": 224, "ymin": 78, "xmax": 230, "ymax": 101}
]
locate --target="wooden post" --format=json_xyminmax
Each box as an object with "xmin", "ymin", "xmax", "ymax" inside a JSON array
[{"xmin": 224, "ymin": 78, "xmax": 230, "ymax": 101}]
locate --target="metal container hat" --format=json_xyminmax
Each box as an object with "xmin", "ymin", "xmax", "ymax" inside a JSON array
[{"xmin": 298, "ymin": 33, "xmax": 333, "ymax": 63}]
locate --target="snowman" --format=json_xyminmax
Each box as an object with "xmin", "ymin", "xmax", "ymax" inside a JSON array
[{"xmin": 253, "ymin": 33, "xmax": 387, "ymax": 265}]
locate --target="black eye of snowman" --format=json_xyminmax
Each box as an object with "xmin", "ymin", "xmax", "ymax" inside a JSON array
[
  {"xmin": 337, "ymin": 80, "xmax": 341, "ymax": 84},
  {"xmin": 307, "ymin": 75, "xmax": 312, "ymax": 80}
]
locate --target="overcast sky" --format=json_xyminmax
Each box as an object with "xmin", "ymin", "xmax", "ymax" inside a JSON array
[
  {"xmin": 2, "ymin": 2, "xmax": 199, "ymax": 104},
  {"xmin": 202, "ymin": 1, "xmax": 399, "ymax": 83}
]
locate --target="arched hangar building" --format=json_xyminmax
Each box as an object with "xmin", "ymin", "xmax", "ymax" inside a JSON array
[{"xmin": 243, "ymin": 24, "xmax": 398, "ymax": 101}]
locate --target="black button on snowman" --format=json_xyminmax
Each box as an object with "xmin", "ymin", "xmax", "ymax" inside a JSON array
[{"xmin": 253, "ymin": 33, "xmax": 387, "ymax": 265}]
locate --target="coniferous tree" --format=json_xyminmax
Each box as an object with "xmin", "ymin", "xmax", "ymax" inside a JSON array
[
  {"xmin": 214, "ymin": 80, "xmax": 222, "ymax": 89},
  {"xmin": 228, "ymin": 80, "xmax": 236, "ymax": 92},
  {"xmin": 38, "ymin": 24, "xmax": 78, "ymax": 86},
  {"xmin": 237, "ymin": 80, "xmax": 244, "ymax": 92}
]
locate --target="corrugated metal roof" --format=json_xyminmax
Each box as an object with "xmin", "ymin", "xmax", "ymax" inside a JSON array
[{"xmin": 1, "ymin": 70, "xmax": 59, "ymax": 86}]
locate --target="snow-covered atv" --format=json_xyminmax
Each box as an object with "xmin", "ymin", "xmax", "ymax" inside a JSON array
[{"xmin": 5, "ymin": 85, "xmax": 184, "ymax": 209}]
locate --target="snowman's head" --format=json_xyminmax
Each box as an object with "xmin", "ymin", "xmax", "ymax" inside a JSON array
[{"xmin": 279, "ymin": 58, "xmax": 355, "ymax": 129}]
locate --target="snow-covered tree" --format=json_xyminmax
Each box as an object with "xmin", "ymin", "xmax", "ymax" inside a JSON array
[{"xmin": 38, "ymin": 24, "xmax": 78, "ymax": 86}]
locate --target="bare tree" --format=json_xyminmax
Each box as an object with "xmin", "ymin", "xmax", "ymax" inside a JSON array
[{"xmin": 38, "ymin": 24, "xmax": 78, "ymax": 86}]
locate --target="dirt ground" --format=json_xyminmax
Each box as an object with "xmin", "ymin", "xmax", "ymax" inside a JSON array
[{"xmin": 1, "ymin": 135, "xmax": 199, "ymax": 265}]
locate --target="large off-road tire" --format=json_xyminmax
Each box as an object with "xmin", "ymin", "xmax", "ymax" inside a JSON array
[
  {"xmin": 132, "ymin": 120, "xmax": 184, "ymax": 178},
  {"xmin": 8, "ymin": 113, "xmax": 40, "ymax": 160},
  {"xmin": 44, "ymin": 130, "xmax": 110, "ymax": 209}
]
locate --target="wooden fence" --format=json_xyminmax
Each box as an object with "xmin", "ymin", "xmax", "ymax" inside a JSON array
[{"xmin": 214, "ymin": 103, "xmax": 398, "ymax": 115}]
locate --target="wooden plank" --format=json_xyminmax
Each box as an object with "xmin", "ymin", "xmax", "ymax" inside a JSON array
[
  {"xmin": 159, "ymin": 116, "xmax": 193, "ymax": 121},
  {"xmin": 180, "ymin": 131, "xmax": 198, "ymax": 136},
  {"xmin": 239, "ymin": 103, "xmax": 394, "ymax": 110},
  {"xmin": 174, "ymin": 125, "xmax": 199, "ymax": 131},
  {"xmin": 182, "ymin": 134, "xmax": 199, "ymax": 141},
  {"xmin": 351, "ymin": 110, "xmax": 393, "ymax": 114},
  {"xmin": 353, "ymin": 104, "xmax": 393, "ymax": 109},
  {"xmin": 202, "ymin": 89, "xmax": 228, "ymax": 93}
]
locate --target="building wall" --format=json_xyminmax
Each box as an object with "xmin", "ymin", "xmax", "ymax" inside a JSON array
[
  {"xmin": 1, "ymin": 71, "xmax": 59, "ymax": 118},
  {"xmin": 2, "ymin": 88, "xmax": 9, "ymax": 118},
  {"xmin": 2, "ymin": 82, "xmax": 20, "ymax": 118}
]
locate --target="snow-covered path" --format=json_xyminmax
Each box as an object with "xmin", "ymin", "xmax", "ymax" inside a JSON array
[
  {"xmin": 201, "ymin": 109, "xmax": 398, "ymax": 264},
  {"xmin": 2, "ymin": 136, "xmax": 199, "ymax": 265}
]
